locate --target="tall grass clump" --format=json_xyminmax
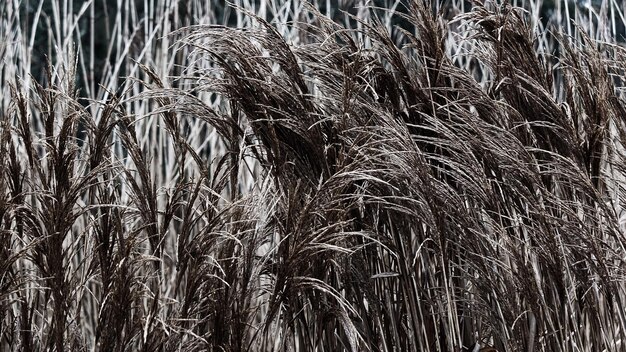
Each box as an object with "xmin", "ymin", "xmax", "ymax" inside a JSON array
[{"xmin": 2, "ymin": 0, "xmax": 626, "ymax": 351}]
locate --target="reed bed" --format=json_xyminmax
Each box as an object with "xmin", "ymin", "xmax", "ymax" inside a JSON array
[{"xmin": 1, "ymin": 0, "xmax": 626, "ymax": 351}]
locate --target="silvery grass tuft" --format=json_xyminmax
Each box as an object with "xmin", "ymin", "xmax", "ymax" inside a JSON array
[{"xmin": 1, "ymin": 0, "xmax": 626, "ymax": 351}]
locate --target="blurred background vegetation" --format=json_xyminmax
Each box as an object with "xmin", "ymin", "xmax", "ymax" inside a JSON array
[{"xmin": 15, "ymin": 0, "xmax": 579, "ymax": 92}]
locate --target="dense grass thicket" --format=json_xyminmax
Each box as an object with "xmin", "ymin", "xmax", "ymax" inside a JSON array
[{"xmin": 3, "ymin": 0, "xmax": 626, "ymax": 351}]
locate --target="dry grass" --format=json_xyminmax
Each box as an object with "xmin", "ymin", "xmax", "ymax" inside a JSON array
[{"xmin": 1, "ymin": 0, "xmax": 626, "ymax": 351}]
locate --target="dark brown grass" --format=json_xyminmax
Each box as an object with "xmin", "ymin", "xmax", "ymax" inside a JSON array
[{"xmin": 2, "ymin": 0, "xmax": 626, "ymax": 351}]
